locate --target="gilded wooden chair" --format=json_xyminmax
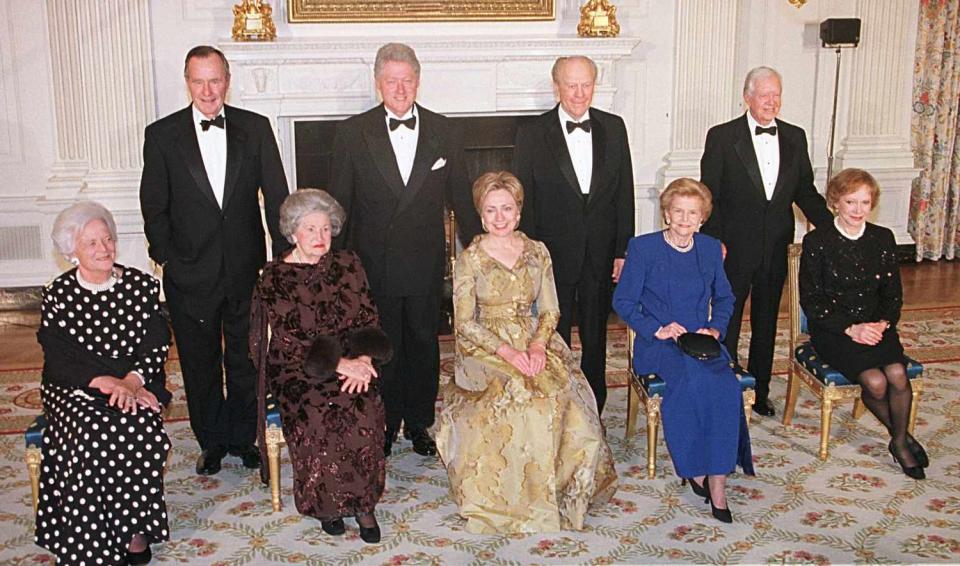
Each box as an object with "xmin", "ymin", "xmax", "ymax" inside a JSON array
[
  {"xmin": 624, "ymin": 328, "xmax": 756, "ymax": 478},
  {"xmin": 781, "ymin": 243, "xmax": 924, "ymax": 460},
  {"xmin": 263, "ymin": 393, "xmax": 286, "ymax": 512},
  {"xmin": 25, "ymin": 414, "xmax": 45, "ymax": 511}
]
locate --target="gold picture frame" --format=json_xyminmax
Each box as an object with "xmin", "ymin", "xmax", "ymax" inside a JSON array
[{"xmin": 288, "ymin": 0, "xmax": 554, "ymax": 22}]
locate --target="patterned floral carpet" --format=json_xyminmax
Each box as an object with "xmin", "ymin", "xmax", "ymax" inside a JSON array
[{"xmin": 1, "ymin": 309, "xmax": 959, "ymax": 564}]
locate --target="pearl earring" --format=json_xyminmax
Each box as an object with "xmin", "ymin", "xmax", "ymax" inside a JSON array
[{"xmin": 69, "ymin": 257, "xmax": 80, "ymax": 266}]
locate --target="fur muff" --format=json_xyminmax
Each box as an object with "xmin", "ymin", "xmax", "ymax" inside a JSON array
[
  {"xmin": 303, "ymin": 335, "xmax": 342, "ymax": 378},
  {"xmin": 346, "ymin": 327, "xmax": 394, "ymax": 363}
]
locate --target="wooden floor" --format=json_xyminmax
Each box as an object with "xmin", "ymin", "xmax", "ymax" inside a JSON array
[{"xmin": 2, "ymin": 259, "xmax": 959, "ymax": 371}]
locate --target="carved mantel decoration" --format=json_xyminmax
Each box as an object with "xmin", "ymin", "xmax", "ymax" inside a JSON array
[
  {"xmin": 233, "ymin": 0, "xmax": 277, "ymax": 41},
  {"xmin": 288, "ymin": 0, "xmax": 554, "ymax": 22}
]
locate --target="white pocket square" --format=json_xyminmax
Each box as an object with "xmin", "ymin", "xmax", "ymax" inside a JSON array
[{"xmin": 431, "ymin": 158, "xmax": 447, "ymax": 171}]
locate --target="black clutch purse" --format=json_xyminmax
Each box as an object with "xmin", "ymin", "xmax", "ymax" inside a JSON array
[{"xmin": 677, "ymin": 332, "xmax": 722, "ymax": 360}]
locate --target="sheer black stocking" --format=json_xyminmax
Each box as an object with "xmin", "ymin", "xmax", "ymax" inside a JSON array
[{"xmin": 856, "ymin": 363, "xmax": 916, "ymax": 467}]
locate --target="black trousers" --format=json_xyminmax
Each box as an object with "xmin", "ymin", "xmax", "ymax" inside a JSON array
[
  {"xmin": 555, "ymin": 272, "xmax": 612, "ymax": 414},
  {"xmin": 723, "ymin": 262, "xmax": 787, "ymax": 403},
  {"xmin": 164, "ymin": 279, "xmax": 257, "ymax": 451},
  {"xmin": 373, "ymin": 293, "xmax": 441, "ymax": 431}
]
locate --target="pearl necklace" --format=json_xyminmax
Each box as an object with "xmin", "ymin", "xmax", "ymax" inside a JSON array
[
  {"xmin": 75, "ymin": 268, "xmax": 119, "ymax": 292},
  {"xmin": 664, "ymin": 230, "xmax": 694, "ymax": 252},
  {"xmin": 292, "ymin": 247, "xmax": 321, "ymax": 265}
]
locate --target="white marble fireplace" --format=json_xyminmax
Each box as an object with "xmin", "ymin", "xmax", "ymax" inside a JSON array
[{"xmin": 219, "ymin": 36, "xmax": 640, "ymax": 192}]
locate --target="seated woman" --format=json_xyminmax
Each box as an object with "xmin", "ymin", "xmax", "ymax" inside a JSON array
[
  {"xmin": 36, "ymin": 201, "xmax": 172, "ymax": 565},
  {"xmin": 613, "ymin": 178, "xmax": 753, "ymax": 523},
  {"xmin": 800, "ymin": 168, "xmax": 927, "ymax": 480},
  {"xmin": 250, "ymin": 189, "xmax": 392, "ymax": 543},
  {"xmin": 436, "ymin": 171, "xmax": 617, "ymax": 534}
]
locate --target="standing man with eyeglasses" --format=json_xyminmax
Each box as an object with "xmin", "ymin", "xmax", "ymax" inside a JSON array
[
  {"xmin": 699, "ymin": 66, "xmax": 832, "ymax": 418},
  {"xmin": 140, "ymin": 45, "xmax": 290, "ymax": 475},
  {"xmin": 328, "ymin": 42, "xmax": 481, "ymax": 457},
  {"xmin": 512, "ymin": 55, "xmax": 635, "ymax": 415}
]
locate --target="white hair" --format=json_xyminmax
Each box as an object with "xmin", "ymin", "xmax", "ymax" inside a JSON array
[
  {"xmin": 743, "ymin": 66, "xmax": 782, "ymax": 96},
  {"xmin": 279, "ymin": 189, "xmax": 346, "ymax": 244},
  {"xmin": 51, "ymin": 201, "xmax": 118, "ymax": 259}
]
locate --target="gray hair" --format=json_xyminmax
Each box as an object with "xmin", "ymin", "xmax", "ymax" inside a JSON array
[
  {"xmin": 374, "ymin": 43, "xmax": 421, "ymax": 78},
  {"xmin": 551, "ymin": 56, "xmax": 598, "ymax": 84},
  {"xmin": 279, "ymin": 189, "xmax": 346, "ymax": 243},
  {"xmin": 51, "ymin": 201, "xmax": 118, "ymax": 259},
  {"xmin": 183, "ymin": 45, "xmax": 230, "ymax": 79},
  {"xmin": 743, "ymin": 66, "xmax": 782, "ymax": 96}
]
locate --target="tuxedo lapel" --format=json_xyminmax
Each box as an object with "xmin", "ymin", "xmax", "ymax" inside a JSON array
[
  {"xmin": 397, "ymin": 106, "xmax": 440, "ymax": 214},
  {"xmin": 770, "ymin": 119, "xmax": 796, "ymax": 206},
  {"xmin": 732, "ymin": 115, "xmax": 766, "ymax": 200},
  {"xmin": 361, "ymin": 105, "xmax": 405, "ymax": 197},
  {"xmin": 586, "ymin": 113, "xmax": 606, "ymax": 206},
  {"xmin": 221, "ymin": 106, "xmax": 247, "ymax": 211},
  {"xmin": 175, "ymin": 107, "xmax": 220, "ymax": 209},
  {"xmin": 544, "ymin": 107, "xmax": 584, "ymax": 199}
]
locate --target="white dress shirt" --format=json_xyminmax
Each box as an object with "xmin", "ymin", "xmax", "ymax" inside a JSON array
[
  {"xmin": 193, "ymin": 105, "xmax": 227, "ymax": 207},
  {"xmin": 558, "ymin": 106, "xmax": 593, "ymax": 195},
  {"xmin": 385, "ymin": 106, "xmax": 419, "ymax": 186},
  {"xmin": 746, "ymin": 112, "xmax": 780, "ymax": 201}
]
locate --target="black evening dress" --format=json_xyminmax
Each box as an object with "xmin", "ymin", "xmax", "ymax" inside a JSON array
[
  {"xmin": 35, "ymin": 266, "xmax": 172, "ymax": 566},
  {"xmin": 250, "ymin": 250, "xmax": 387, "ymax": 521},
  {"xmin": 799, "ymin": 221, "xmax": 906, "ymax": 381}
]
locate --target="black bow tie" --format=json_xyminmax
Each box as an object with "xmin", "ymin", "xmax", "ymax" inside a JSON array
[
  {"xmin": 200, "ymin": 115, "xmax": 225, "ymax": 131},
  {"xmin": 755, "ymin": 125, "xmax": 777, "ymax": 136},
  {"xmin": 566, "ymin": 120, "xmax": 592, "ymax": 134},
  {"xmin": 389, "ymin": 116, "xmax": 416, "ymax": 131}
]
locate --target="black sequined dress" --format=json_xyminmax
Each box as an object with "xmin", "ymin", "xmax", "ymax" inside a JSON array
[{"xmin": 799, "ymin": 221, "xmax": 906, "ymax": 381}]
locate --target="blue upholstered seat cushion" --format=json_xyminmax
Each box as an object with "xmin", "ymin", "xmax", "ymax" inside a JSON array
[
  {"xmin": 265, "ymin": 393, "xmax": 282, "ymax": 428},
  {"xmin": 631, "ymin": 365, "xmax": 756, "ymax": 399},
  {"xmin": 25, "ymin": 414, "xmax": 46, "ymax": 448},
  {"xmin": 794, "ymin": 341, "xmax": 923, "ymax": 386}
]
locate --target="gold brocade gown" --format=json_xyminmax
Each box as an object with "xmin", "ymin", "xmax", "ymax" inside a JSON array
[{"xmin": 436, "ymin": 232, "xmax": 617, "ymax": 534}]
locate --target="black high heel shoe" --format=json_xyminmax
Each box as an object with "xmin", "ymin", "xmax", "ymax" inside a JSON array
[
  {"xmin": 356, "ymin": 513, "xmax": 381, "ymax": 544},
  {"xmin": 700, "ymin": 479, "xmax": 733, "ymax": 523},
  {"xmin": 889, "ymin": 441, "xmax": 925, "ymax": 480},
  {"xmin": 321, "ymin": 518, "xmax": 346, "ymax": 536},
  {"xmin": 127, "ymin": 545, "xmax": 152, "ymax": 565},
  {"xmin": 906, "ymin": 434, "xmax": 929, "ymax": 468},
  {"xmin": 682, "ymin": 477, "xmax": 709, "ymax": 499}
]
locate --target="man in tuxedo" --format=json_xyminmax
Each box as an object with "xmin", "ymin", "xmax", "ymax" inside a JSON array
[
  {"xmin": 328, "ymin": 43, "xmax": 481, "ymax": 457},
  {"xmin": 512, "ymin": 55, "xmax": 635, "ymax": 414},
  {"xmin": 700, "ymin": 66, "xmax": 832, "ymax": 417},
  {"xmin": 140, "ymin": 45, "xmax": 289, "ymax": 474}
]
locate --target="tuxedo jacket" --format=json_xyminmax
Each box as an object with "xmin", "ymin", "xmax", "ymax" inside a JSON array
[
  {"xmin": 512, "ymin": 105, "xmax": 635, "ymax": 287},
  {"xmin": 139, "ymin": 105, "xmax": 289, "ymax": 301},
  {"xmin": 327, "ymin": 103, "xmax": 481, "ymax": 297},
  {"xmin": 700, "ymin": 114, "xmax": 832, "ymax": 277}
]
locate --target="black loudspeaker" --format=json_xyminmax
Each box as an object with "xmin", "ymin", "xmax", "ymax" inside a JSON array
[{"xmin": 820, "ymin": 18, "xmax": 861, "ymax": 47}]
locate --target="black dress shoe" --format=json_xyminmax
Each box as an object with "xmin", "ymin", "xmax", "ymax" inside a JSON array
[
  {"xmin": 889, "ymin": 441, "xmax": 925, "ymax": 480},
  {"xmin": 384, "ymin": 428, "xmax": 399, "ymax": 457},
  {"xmin": 320, "ymin": 518, "xmax": 345, "ymax": 536},
  {"xmin": 229, "ymin": 444, "xmax": 261, "ymax": 469},
  {"xmin": 710, "ymin": 499, "xmax": 733, "ymax": 523},
  {"xmin": 906, "ymin": 434, "xmax": 930, "ymax": 468},
  {"xmin": 752, "ymin": 399, "xmax": 775, "ymax": 417},
  {"xmin": 404, "ymin": 426, "xmax": 437, "ymax": 456},
  {"xmin": 682, "ymin": 477, "xmax": 709, "ymax": 499},
  {"xmin": 196, "ymin": 447, "xmax": 226, "ymax": 475},
  {"xmin": 127, "ymin": 544, "xmax": 152, "ymax": 565},
  {"xmin": 356, "ymin": 513, "xmax": 381, "ymax": 544}
]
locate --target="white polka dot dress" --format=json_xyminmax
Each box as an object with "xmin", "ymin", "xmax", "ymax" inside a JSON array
[{"xmin": 35, "ymin": 267, "xmax": 171, "ymax": 565}]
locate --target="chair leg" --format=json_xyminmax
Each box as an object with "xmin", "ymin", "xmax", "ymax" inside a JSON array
[
  {"xmin": 819, "ymin": 398, "xmax": 834, "ymax": 460},
  {"xmin": 646, "ymin": 409, "xmax": 658, "ymax": 479},
  {"xmin": 625, "ymin": 384, "xmax": 638, "ymax": 438},
  {"xmin": 26, "ymin": 446, "xmax": 41, "ymax": 512},
  {"xmin": 782, "ymin": 368, "xmax": 801, "ymax": 426},
  {"xmin": 743, "ymin": 389, "xmax": 755, "ymax": 427},
  {"xmin": 266, "ymin": 427, "xmax": 282, "ymax": 512},
  {"xmin": 908, "ymin": 383, "xmax": 921, "ymax": 435},
  {"xmin": 852, "ymin": 398, "xmax": 867, "ymax": 420}
]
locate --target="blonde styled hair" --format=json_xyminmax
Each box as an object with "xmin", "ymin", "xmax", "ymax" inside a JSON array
[
  {"xmin": 472, "ymin": 171, "xmax": 524, "ymax": 214},
  {"xmin": 659, "ymin": 178, "xmax": 713, "ymax": 223}
]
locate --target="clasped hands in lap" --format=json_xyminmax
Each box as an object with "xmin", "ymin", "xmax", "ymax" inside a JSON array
[
  {"xmin": 845, "ymin": 320, "xmax": 890, "ymax": 346},
  {"xmin": 336, "ymin": 355, "xmax": 377, "ymax": 393},
  {"xmin": 89, "ymin": 373, "xmax": 161, "ymax": 415},
  {"xmin": 655, "ymin": 322, "xmax": 720, "ymax": 341},
  {"xmin": 496, "ymin": 341, "xmax": 547, "ymax": 377}
]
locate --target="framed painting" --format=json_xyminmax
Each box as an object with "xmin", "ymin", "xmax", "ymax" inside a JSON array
[{"xmin": 288, "ymin": 0, "xmax": 555, "ymax": 22}]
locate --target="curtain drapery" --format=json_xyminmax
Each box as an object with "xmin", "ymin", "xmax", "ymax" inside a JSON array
[{"xmin": 910, "ymin": 0, "xmax": 960, "ymax": 260}]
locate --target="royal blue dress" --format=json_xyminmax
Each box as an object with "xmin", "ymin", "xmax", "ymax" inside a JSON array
[{"xmin": 613, "ymin": 232, "xmax": 754, "ymax": 478}]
